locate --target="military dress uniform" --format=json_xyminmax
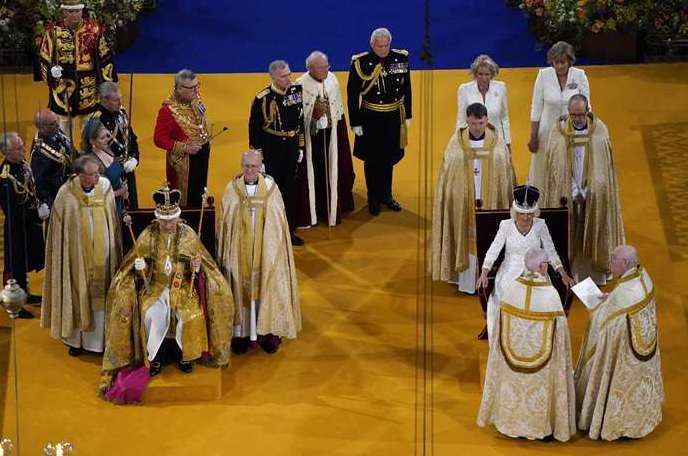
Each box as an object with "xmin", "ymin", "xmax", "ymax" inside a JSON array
[
  {"xmin": 90, "ymin": 104, "xmax": 140, "ymax": 208},
  {"xmin": 248, "ymin": 84, "xmax": 304, "ymax": 232},
  {"xmin": 36, "ymin": 18, "xmax": 117, "ymax": 122},
  {"xmin": 347, "ymin": 48, "xmax": 412, "ymax": 212},
  {"xmin": 29, "ymin": 131, "xmax": 73, "ymax": 209},
  {"xmin": 0, "ymin": 160, "xmax": 45, "ymax": 294}
]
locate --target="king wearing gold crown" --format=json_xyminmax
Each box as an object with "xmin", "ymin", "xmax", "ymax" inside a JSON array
[{"xmin": 100, "ymin": 185, "xmax": 234, "ymax": 398}]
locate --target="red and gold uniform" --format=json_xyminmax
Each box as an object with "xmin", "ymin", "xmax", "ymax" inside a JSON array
[{"xmin": 36, "ymin": 17, "xmax": 117, "ymax": 116}]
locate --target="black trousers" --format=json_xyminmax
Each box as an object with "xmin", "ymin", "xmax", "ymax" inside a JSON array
[
  {"xmin": 186, "ymin": 144, "xmax": 210, "ymax": 208},
  {"xmin": 363, "ymin": 160, "xmax": 394, "ymax": 205},
  {"xmin": 263, "ymin": 138, "xmax": 299, "ymax": 232}
]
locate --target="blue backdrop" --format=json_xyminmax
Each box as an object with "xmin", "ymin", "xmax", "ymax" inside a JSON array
[{"xmin": 116, "ymin": 0, "xmax": 559, "ymax": 73}]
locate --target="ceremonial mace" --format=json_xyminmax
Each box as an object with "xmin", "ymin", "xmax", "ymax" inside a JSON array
[
  {"xmin": 321, "ymin": 117, "xmax": 333, "ymax": 240},
  {"xmin": 189, "ymin": 188, "xmax": 208, "ymax": 296},
  {"xmin": 122, "ymin": 212, "xmax": 150, "ymax": 293}
]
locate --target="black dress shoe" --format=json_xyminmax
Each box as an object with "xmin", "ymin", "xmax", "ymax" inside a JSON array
[
  {"xmin": 68, "ymin": 346, "xmax": 83, "ymax": 357},
  {"xmin": 258, "ymin": 334, "xmax": 281, "ymax": 354},
  {"xmin": 149, "ymin": 361, "xmax": 162, "ymax": 377},
  {"xmin": 178, "ymin": 360, "xmax": 193, "ymax": 373},
  {"xmin": 384, "ymin": 199, "xmax": 402, "ymax": 212},
  {"xmin": 290, "ymin": 233, "xmax": 304, "ymax": 246},
  {"xmin": 231, "ymin": 337, "xmax": 250, "ymax": 355},
  {"xmin": 26, "ymin": 294, "xmax": 42, "ymax": 305},
  {"xmin": 368, "ymin": 202, "xmax": 381, "ymax": 216},
  {"xmin": 17, "ymin": 308, "xmax": 34, "ymax": 319}
]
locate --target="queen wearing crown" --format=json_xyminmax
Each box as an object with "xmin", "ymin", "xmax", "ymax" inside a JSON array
[
  {"xmin": 477, "ymin": 185, "xmax": 574, "ymax": 339},
  {"xmin": 100, "ymin": 185, "xmax": 234, "ymax": 401}
]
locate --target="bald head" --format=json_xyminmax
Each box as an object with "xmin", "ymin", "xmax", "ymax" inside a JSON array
[
  {"xmin": 34, "ymin": 109, "xmax": 59, "ymax": 137},
  {"xmin": 524, "ymin": 247, "xmax": 549, "ymax": 274},
  {"xmin": 610, "ymin": 245, "xmax": 638, "ymax": 275}
]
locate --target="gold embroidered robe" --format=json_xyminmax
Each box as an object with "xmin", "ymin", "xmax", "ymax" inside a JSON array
[
  {"xmin": 477, "ymin": 271, "xmax": 576, "ymax": 441},
  {"xmin": 216, "ymin": 174, "xmax": 301, "ymax": 339},
  {"xmin": 41, "ymin": 177, "xmax": 122, "ymax": 340},
  {"xmin": 542, "ymin": 113, "xmax": 624, "ymax": 273},
  {"xmin": 431, "ymin": 125, "xmax": 513, "ymax": 282},
  {"xmin": 575, "ymin": 266, "xmax": 663, "ymax": 440},
  {"xmin": 100, "ymin": 222, "xmax": 234, "ymax": 392}
]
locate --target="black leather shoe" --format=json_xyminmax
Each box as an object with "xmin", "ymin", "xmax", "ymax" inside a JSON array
[
  {"xmin": 231, "ymin": 337, "xmax": 250, "ymax": 355},
  {"xmin": 17, "ymin": 308, "xmax": 34, "ymax": 319},
  {"xmin": 26, "ymin": 294, "xmax": 42, "ymax": 305},
  {"xmin": 368, "ymin": 202, "xmax": 381, "ymax": 216},
  {"xmin": 258, "ymin": 334, "xmax": 281, "ymax": 354},
  {"xmin": 385, "ymin": 199, "xmax": 402, "ymax": 212},
  {"xmin": 149, "ymin": 361, "xmax": 162, "ymax": 377},
  {"xmin": 290, "ymin": 233, "xmax": 304, "ymax": 246},
  {"xmin": 178, "ymin": 360, "xmax": 193, "ymax": 373},
  {"xmin": 68, "ymin": 346, "xmax": 83, "ymax": 357}
]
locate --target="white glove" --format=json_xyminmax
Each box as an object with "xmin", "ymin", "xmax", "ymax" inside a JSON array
[
  {"xmin": 50, "ymin": 65, "xmax": 63, "ymax": 79},
  {"xmin": 353, "ymin": 126, "xmax": 363, "ymax": 136},
  {"xmin": 37, "ymin": 203, "xmax": 50, "ymax": 220},
  {"xmin": 123, "ymin": 157, "xmax": 138, "ymax": 173},
  {"xmin": 316, "ymin": 115, "xmax": 328, "ymax": 130},
  {"xmin": 405, "ymin": 119, "xmax": 412, "ymax": 128},
  {"xmin": 297, "ymin": 149, "xmax": 304, "ymax": 163},
  {"xmin": 134, "ymin": 257, "xmax": 146, "ymax": 271}
]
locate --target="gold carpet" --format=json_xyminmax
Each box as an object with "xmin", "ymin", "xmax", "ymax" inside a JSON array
[{"xmin": 1, "ymin": 63, "xmax": 687, "ymax": 454}]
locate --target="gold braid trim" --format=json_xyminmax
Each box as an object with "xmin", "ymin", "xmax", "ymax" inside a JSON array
[
  {"xmin": 354, "ymin": 59, "xmax": 383, "ymax": 97},
  {"xmin": 499, "ymin": 304, "xmax": 560, "ymax": 373}
]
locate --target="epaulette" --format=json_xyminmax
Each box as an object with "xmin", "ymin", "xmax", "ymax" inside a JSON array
[
  {"xmin": 392, "ymin": 48, "xmax": 408, "ymax": 56},
  {"xmin": 88, "ymin": 110, "xmax": 102, "ymax": 120},
  {"xmin": 256, "ymin": 88, "xmax": 270, "ymax": 99},
  {"xmin": 351, "ymin": 51, "xmax": 369, "ymax": 61}
]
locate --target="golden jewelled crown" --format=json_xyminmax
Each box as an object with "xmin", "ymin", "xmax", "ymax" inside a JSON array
[{"xmin": 153, "ymin": 184, "xmax": 182, "ymax": 220}]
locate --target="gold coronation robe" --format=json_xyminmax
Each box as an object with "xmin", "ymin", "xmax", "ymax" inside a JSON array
[
  {"xmin": 41, "ymin": 177, "xmax": 122, "ymax": 342},
  {"xmin": 575, "ymin": 266, "xmax": 663, "ymax": 440},
  {"xmin": 100, "ymin": 222, "xmax": 234, "ymax": 391},
  {"xmin": 216, "ymin": 174, "xmax": 301, "ymax": 339},
  {"xmin": 542, "ymin": 113, "xmax": 624, "ymax": 273},
  {"xmin": 477, "ymin": 271, "xmax": 576, "ymax": 441},
  {"xmin": 432, "ymin": 125, "xmax": 512, "ymax": 282}
]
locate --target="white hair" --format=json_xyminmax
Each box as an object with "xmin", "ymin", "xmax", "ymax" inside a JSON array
[
  {"xmin": 98, "ymin": 81, "xmax": 120, "ymax": 100},
  {"xmin": 612, "ymin": 245, "xmax": 639, "ymax": 267},
  {"xmin": 305, "ymin": 51, "xmax": 329, "ymax": 69},
  {"xmin": 241, "ymin": 149, "xmax": 263, "ymax": 166},
  {"xmin": 370, "ymin": 27, "xmax": 392, "ymax": 44},
  {"xmin": 268, "ymin": 60, "xmax": 290, "ymax": 75},
  {"xmin": 524, "ymin": 247, "xmax": 548, "ymax": 272},
  {"xmin": 174, "ymin": 68, "xmax": 196, "ymax": 88},
  {"xmin": 0, "ymin": 132, "xmax": 19, "ymax": 156}
]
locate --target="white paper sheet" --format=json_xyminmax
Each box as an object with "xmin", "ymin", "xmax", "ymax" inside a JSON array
[{"xmin": 571, "ymin": 277, "xmax": 604, "ymax": 310}]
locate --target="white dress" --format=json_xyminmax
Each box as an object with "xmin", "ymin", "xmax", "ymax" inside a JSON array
[
  {"xmin": 528, "ymin": 66, "xmax": 590, "ymax": 190},
  {"xmin": 456, "ymin": 80, "xmax": 511, "ymax": 144},
  {"xmin": 482, "ymin": 218, "xmax": 563, "ymax": 339}
]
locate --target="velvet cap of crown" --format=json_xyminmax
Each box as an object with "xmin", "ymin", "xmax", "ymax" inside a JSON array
[
  {"xmin": 512, "ymin": 184, "xmax": 540, "ymax": 214},
  {"xmin": 153, "ymin": 185, "xmax": 182, "ymax": 220}
]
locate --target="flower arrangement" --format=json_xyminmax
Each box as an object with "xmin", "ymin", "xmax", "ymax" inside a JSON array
[
  {"xmin": 0, "ymin": 0, "xmax": 145, "ymax": 56},
  {"xmin": 509, "ymin": 0, "xmax": 688, "ymax": 46}
]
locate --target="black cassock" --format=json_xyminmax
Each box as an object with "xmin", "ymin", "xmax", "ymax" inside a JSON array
[
  {"xmin": 0, "ymin": 160, "xmax": 45, "ymax": 292},
  {"xmin": 90, "ymin": 104, "xmax": 140, "ymax": 208}
]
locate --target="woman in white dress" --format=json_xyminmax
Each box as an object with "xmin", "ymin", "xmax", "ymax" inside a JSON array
[
  {"xmin": 528, "ymin": 41, "xmax": 591, "ymax": 190},
  {"xmin": 457, "ymin": 55, "xmax": 511, "ymax": 150},
  {"xmin": 477, "ymin": 185, "xmax": 574, "ymax": 339}
]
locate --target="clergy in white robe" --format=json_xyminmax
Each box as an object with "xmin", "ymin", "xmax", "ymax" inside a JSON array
[
  {"xmin": 41, "ymin": 155, "xmax": 122, "ymax": 356},
  {"xmin": 295, "ymin": 51, "xmax": 355, "ymax": 227},
  {"xmin": 216, "ymin": 150, "xmax": 301, "ymax": 355},
  {"xmin": 477, "ymin": 185, "xmax": 573, "ymax": 339},
  {"xmin": 542, "ymin": 95, "xmax": 624, "ymax": 284},
  {"xmin": 477, "ymin": 247, "xmax": 576, "ymax": 441},
  {"xmin": 575, "ymin": 245, "xmax": 663, "ymax": 440},
  {"xmin": 432, "ymin": 102, "xmax": 512, "ymax": 293},
  {"xmin": 528, "ymin": 41, "xmax": 590, "ymax": 190}
]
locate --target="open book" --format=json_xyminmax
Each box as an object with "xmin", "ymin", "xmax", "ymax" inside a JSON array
[{"xmin": 571, "ymin": 277, "xmax": 605, "ymax": 310}]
